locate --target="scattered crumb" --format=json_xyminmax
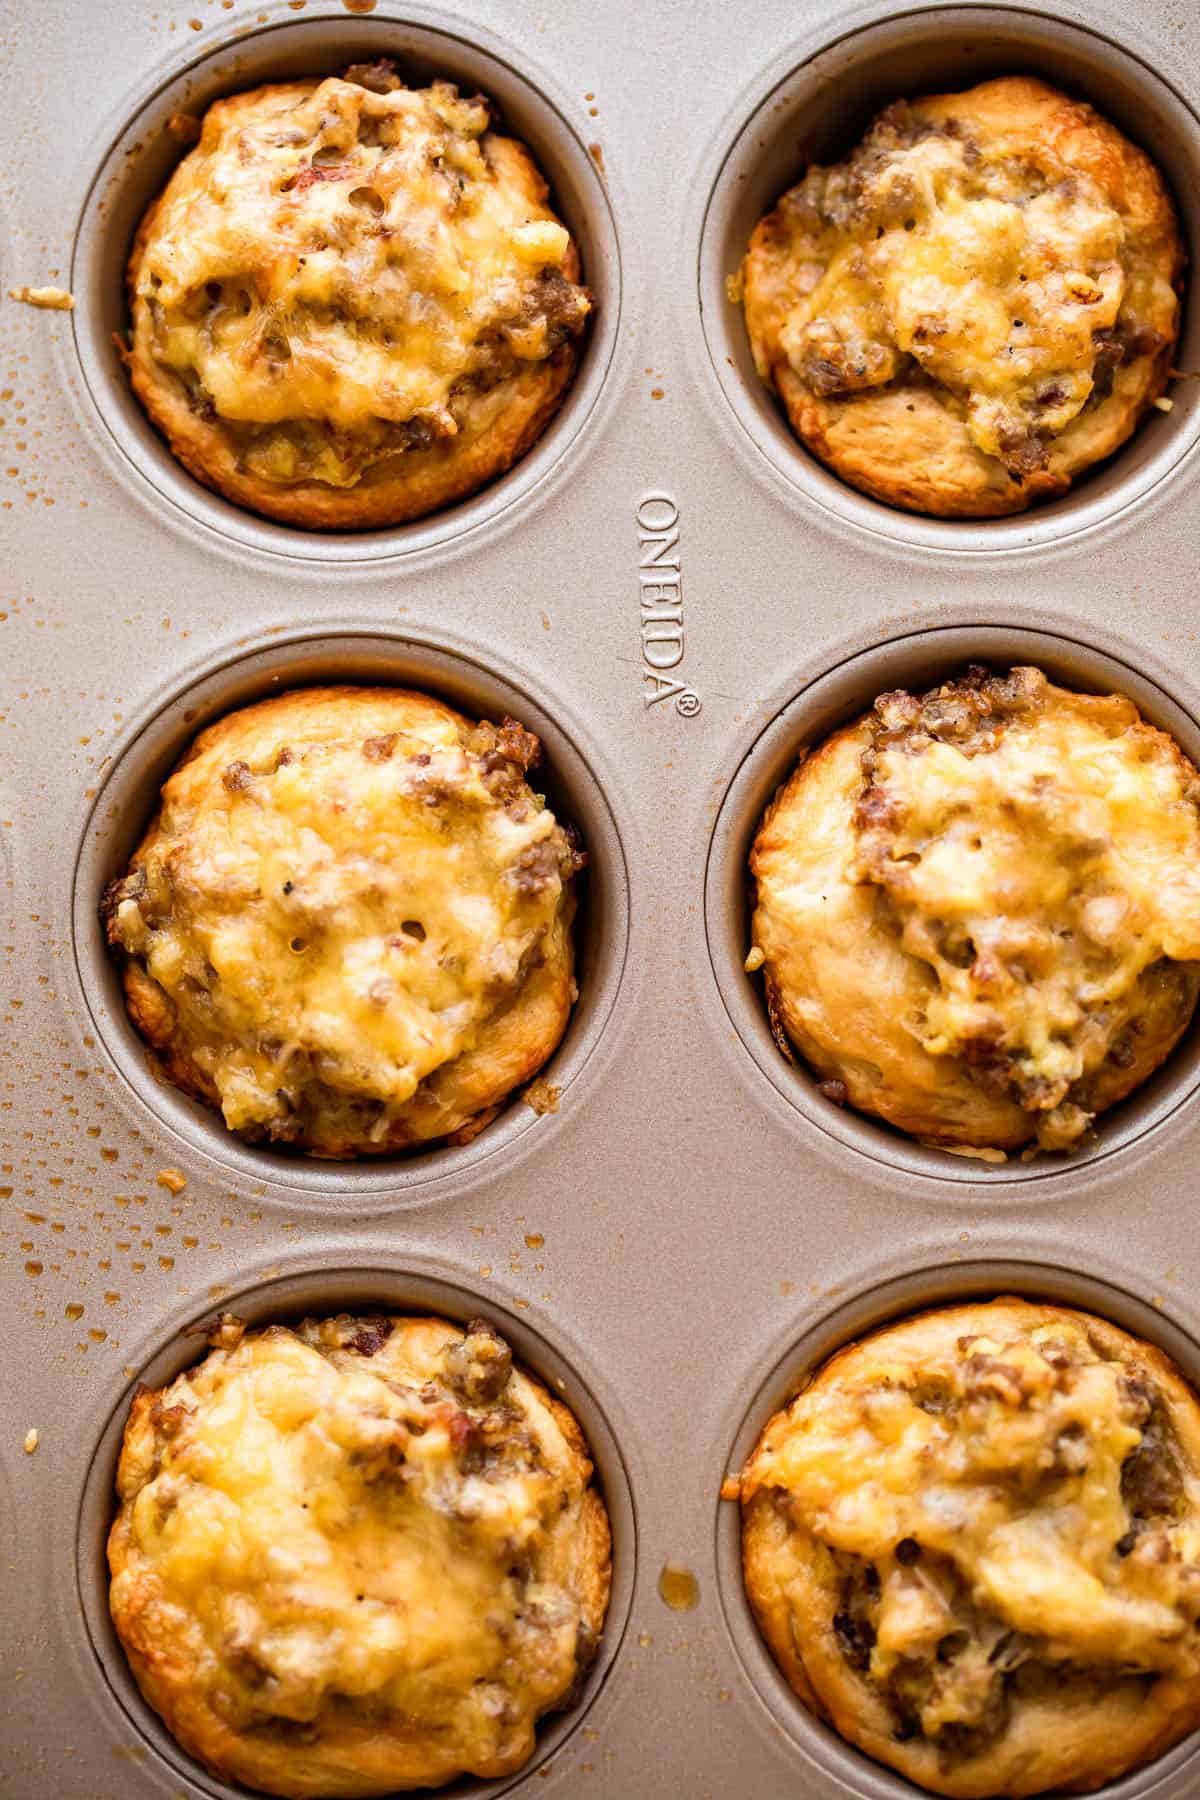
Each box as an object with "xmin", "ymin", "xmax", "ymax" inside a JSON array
[
  {"xmin": 166, "ymin": 112, "xmax": 202, "ymax": 144},
  {"xmin": 8, "ymin": 285, "xmax": 74, "ymax": 311},
  {"xmin": 1154, "ymin": 395, "xmax": 1175, "ymax": 412},
  {"xmin": 650, "ymin": 388, "xmax": 664, "ymax": 400},
  {"xmin": 156, "ymin": 1168, "xmax": 187, "ymax": 1194},
  {"xmin": 524, "ymin": 1232, "xmax": 544, "ymax": 1250},
  {"xmin": 725, "ymin": 269, "xmax": 745, "ymax": 304},
  {"xmin": 524, "ymin": 1077, "xmax": 560, "ymax": 1116},
  {"xmin": 744, "ymin": 945, "xmax": 765, "ymax": 973},
  {"xmin": 637, "ymin": 1632, "xmax": 652, "ymax": 1648},
  {"xmin": 588, "ymin": 142, "xmax": 605, "ymax": 173},
  {"xmin": 23, "ymin": 1428, "xmax": 39, "ymax": 1455}
]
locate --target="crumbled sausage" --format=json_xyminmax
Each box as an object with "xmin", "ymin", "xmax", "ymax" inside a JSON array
[{"xmin": 442, "ymin": 1320, "xmax": 513, "ymax": 1405}]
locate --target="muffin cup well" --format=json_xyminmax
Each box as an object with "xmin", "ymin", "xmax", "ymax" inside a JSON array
[
  {"xmin": 71, "ymin": 628, "xmax": 629, "ymax": 1204},
  {"xmin": 69, "ymin": 4, "xmax": 621, "ymax": 561},
  {"xmin": 715, "ymin": 1255, "xmax": 1200, "ymax": 1800},
  {"xmin": 77, "ymin": 1260, "xmax": 637, "ymax": 1800},
  {"xmin": 697, "ymin": 3, "xmax": 1200, "ymax": 553},
  {"xmin": 704, "ymin": 622, "xmax": 1200, "ymax": 1185}
]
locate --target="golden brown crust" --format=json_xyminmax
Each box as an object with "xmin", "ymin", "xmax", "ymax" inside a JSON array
[
  {"xmin": 741, "ymin": 77, "xmax": 1184, "ymax": 517},
  {"xmin": 749, "ymin": 666, "xmax": 1200, "ymax": 1154},
  {"xmin": 109, "ymin": 1313, "xmax": 612, "ymax": 1798},
  {"xmin": 738, "ymin": 1298, "xmax": 1200, "ymax": 1797},
  {"xmin": 126, "ymin": 71, "xmax": 590, "ymax": 529},
  {"xmin": 103, "ymin": 685, "xmax": 582, "ymax": 1158}
]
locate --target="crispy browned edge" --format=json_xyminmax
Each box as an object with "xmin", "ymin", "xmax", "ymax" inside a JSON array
[
  {"xmin": 102, "ymin": 685, "xmax": 578, "ymax": 1159},
  {"xmin": 108, "ymin": 1313, "xmax": 614, "ymax": 1797},
  {"xmin": 125, "ymin": 81, "xmax": 587, "ymax": 531},
  {"xmin": 735, "ymin": 1297, "xmax": 1200, "ymax": 1797}
]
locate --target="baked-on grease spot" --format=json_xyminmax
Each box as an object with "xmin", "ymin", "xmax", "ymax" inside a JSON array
[{"xmin": 657, "ymin": 1564, "xmax": 699, "ymax": 1611}]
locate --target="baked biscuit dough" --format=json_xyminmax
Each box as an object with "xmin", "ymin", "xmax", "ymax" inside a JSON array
[
  {"xmin": 748, "ymin": 666, "xmax": 1200, "ymax": 1154},
  {"xmin": 103, "ymin": 686, "xmax": 583, "ymax": 1157},
  {"xmin": 734, "ymin": 1299, "xmax": 1200, "ymax": 1797},
  {"xmin": 740, "ymin": 78, "xmax": 1183, "ymax": 517},
  {"xmin": 109, "ymin": 1313, "xmax": 612, "ymax": 1797},
  {"xmin": 127, "ymin": 62, "xmax": 591, "ymax": 528}
]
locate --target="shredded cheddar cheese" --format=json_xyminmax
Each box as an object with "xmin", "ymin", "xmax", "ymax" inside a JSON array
[
  {"xmin": 109, "ymin": 1314, "xmax": 610, "ymax": 1794},
  {"xmin": 132, "ymin": 67, "xmax": 590, "ymax": 492}
]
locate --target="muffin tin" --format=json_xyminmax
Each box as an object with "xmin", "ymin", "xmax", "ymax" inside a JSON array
[{"xmin": 5, "ymin": 0, "xmax": 1200, "ymax": 1795}]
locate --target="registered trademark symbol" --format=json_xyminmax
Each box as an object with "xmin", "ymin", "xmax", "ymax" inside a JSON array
[{"xmin": 675, "ymin": 690, "xmax": 702, "ymax": 718}]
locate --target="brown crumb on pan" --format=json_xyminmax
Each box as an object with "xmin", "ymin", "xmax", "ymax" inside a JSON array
[
  {"xmin": 22, "ymin": 1428, "xmax": 39, "ymax": 1455},
  {"xmin": 166, "ymin": 111, "xmax": 202, "ymax": 143},
  {"xmin": 156, "ymin": 1167, "xmax": 187, "ymax": 1194},
  {"xmin": 8, "ymin": 285, "xmax": 74, "ymax": 311},
  {"xmin": 524, "ymin": 1077, "xmax": 561, "ymax": 1116}
]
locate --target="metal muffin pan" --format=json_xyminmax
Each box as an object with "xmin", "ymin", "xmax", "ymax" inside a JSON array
[
  {"xmin": 706, "ymin": 621, "xmax": 1200, "ymax": 1185},
  {"xmin": 714, "ymin": 1253, "xmax": 1200, "ymax": 1800},
  {"xmin": 70, "ymin": 8, "xmax": 623, "ymax": 563},
  {"xmin": 76, "ymin": 1259, "xmax": 638, "ymax": 1800},
  {"xmin": 4, "ymin": 0, "xmax": 1200, "ymax": 1795},
  {"xmin": 71, "ymin": 627, "xmax": 631, "ymax": 1203},
  {"xmin": 696, "ymin": 2, "xmax": 1200, "ymax": 555}
]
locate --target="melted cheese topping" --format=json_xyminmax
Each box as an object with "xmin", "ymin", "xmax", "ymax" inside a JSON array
[
  {"xmin": 855, "ymin": 669, "xmax": 1200, "ymax": 1145},
  {"xmin": 132, "ymin": 67, "xmax": 590, "ymax": 487},
  {"xmin": 110, "ymin": 1316, "xmax": 607, "ymax": 1792},
  {"xmin": 739, "ymin": 1302, "xmax": 1200, "ymax": 1788},
  {"xmin": 742, "ymin": 78, "xmax": 1179, "ymax": 486},
  {"xmin": 104, "ymin": 689, "xmax": 579, "ymax": 1151},
  {"xmin": 751, "ymin": 667, "xmax": 1200, "ymax": 1150}
]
